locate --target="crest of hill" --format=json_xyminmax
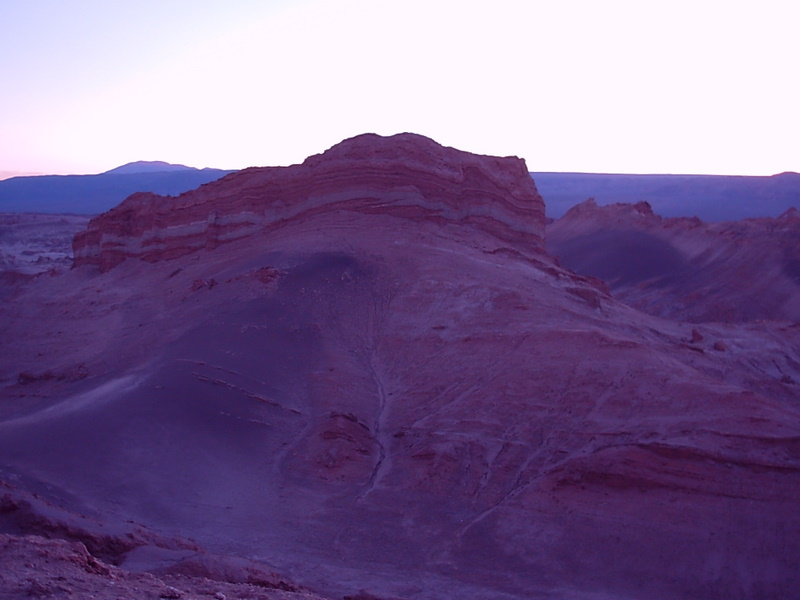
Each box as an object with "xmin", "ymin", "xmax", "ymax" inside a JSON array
[
  {"xmin": 73, "ymin": 133, "xmax": 546, "ymax": 271},
  {"xmin": 103, "ymin": 161, "xmax": 197, "ymax": 175}
]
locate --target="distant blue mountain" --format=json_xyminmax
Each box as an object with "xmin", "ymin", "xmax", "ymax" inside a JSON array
[
  {"xmin": 102, "ymin": 160, "xmax": 198, "ymax": 175},
  {"xmin": 0, "ymin": 162, "xmax": 236, "ymax": 214},
  {"xmin": 533, "ymin": 171, "xmax": 800, "ymax": 222}
]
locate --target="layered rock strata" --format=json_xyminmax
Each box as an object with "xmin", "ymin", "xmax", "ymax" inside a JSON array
[{"xmin": 74, "ymin": 133, "xmax": 545, "ymax": 271}]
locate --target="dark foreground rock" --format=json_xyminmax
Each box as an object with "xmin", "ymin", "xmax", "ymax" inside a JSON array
[{"xmin": 0, "ymin": 533, "xmax": 330, "ymax": 600}]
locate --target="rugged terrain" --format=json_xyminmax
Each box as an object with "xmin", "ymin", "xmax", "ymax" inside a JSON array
[
  {"xmin": 1, "ymin": 134, "xmax": 799, "ymax": 600},
  {"xmin": 547, "ymin": 198, "xmax": 800, "ymax": 323},
  {"xmin": 0, "ymin": 213, "xmax": 91, "ymax": 275}
]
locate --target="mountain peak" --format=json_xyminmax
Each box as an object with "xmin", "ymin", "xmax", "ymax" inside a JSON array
[
  {"xmin": 778, "ymin": 206, "xmax": 799, "ymax": 221},
  {"xmin": 103, "ymin": 161, "xmax": 195, "ymax": 175}
]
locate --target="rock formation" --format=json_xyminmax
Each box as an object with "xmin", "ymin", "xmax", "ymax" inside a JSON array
[
  {"xmin": 73, "ymin": 133, "xmax": 545, "ymax": 271},
  {"xmin": 1, "ymin": 134, "xmax": 799, "ymax": 600},
  {"xmin": 548, "ymin": 198, "xmax": 800, "ymax": 322}
]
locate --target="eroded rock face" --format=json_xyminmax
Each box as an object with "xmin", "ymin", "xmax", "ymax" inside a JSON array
[
  {"xmin": 548, "ymin": 199, "xmax": 800, "ymax": 322},
  {"xmin": 73, "ymin": 133, "xmax": 545, "ymax": 271}
]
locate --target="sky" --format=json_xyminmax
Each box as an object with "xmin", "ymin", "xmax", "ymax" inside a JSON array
[{"xmin": 1, "ymin": 0, "xmax": 797, "ymax": 179}]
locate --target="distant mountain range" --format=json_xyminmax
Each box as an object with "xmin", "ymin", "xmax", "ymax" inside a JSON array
[
  {"xmin": 102, "ymin": 160, "xmax": 202, "ymax": 175},
  {"xmin": 1, "ymin": 159, "xmax": 798, "ymax": 221},
  {"xmin": 0, "ymin": 161, "xmax": 235, "ymax": 214},
  {"xmin": 534, "ymin": 171, "xmax": 800, "ymax": 221}
]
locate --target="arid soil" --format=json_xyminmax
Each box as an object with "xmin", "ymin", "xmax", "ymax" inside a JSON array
[{"xmin": 1, "ymin": 134, "xmax": 799, "ymax": 600}]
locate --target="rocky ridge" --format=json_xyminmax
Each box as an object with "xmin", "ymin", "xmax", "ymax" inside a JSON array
[{"xmin": 548, "ymin": 198, "xmax": 800, "ymax": 322}]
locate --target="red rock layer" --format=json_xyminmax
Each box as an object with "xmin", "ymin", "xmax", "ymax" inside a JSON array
[{"xmin": 74, "ymin": 133, "xmax": 545, "ymax": 271}]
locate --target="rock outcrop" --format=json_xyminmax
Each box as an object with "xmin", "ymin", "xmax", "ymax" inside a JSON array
[
  {"xmin": 0, "ymin": 533, "xmax": 329, "ymax": 600},
  {"xmin": 74, "ymin": 133, "xmax": 545, "ymax": 271},
  {"xmin": 548, "ymin": 198, "xmax": 800, "ymax": 322}
]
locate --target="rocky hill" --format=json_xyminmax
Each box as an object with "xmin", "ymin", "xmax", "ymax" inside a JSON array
[
  {"xmin": 1, "ymin": 134, "xmax": 799, "ymax": 600},
  {"xmin": 73, "ymin": 133, "xmax": 545, "ymax": 270},
  {"xmin": 548, "ymin": 198, "xmax": 800, "ymax": 322}
]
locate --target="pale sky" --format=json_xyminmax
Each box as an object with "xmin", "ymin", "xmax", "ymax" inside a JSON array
[{"xmin": 1, "ymin": 0, "xmax": 797, "ymax": 178}]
